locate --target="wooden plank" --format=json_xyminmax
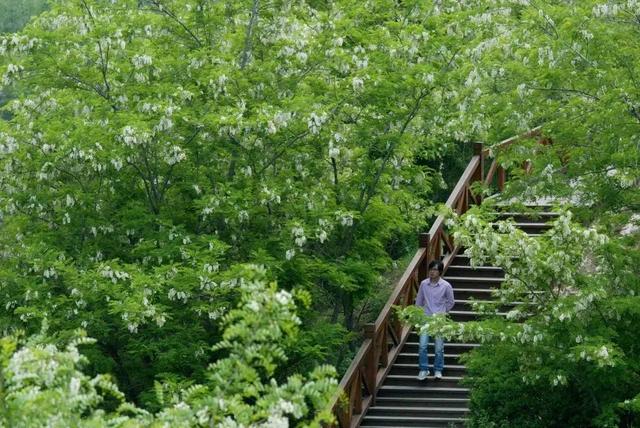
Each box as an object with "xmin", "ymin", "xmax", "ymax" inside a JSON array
[
  {"xmin": 442, "ymin": 244, "xmax": 462, "ymax": 272},
  {"xmin": 493, "ymin": 126, "xmax": 542, "ymax": 150},
  {"xmin": 351, "ymin": 371, "xmax": 362, "ymax": 414},
  {"xmin": 484, "ymin": 159, "xmax": 499, "ymax": 186},
  {"xmin": 498, "ymin": 166, "xmax": 506, "ymax": 191},
  {"xmin": 374, "ymin": 325, "xmax": 412, "ymax": 389},
  {"xmin": 441, "ymin": 231, "xmax": 454, "ymax": 254}
]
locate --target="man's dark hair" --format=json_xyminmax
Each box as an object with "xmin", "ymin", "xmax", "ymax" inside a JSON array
[{"xmin": 428, "ymin": 260, "xmax": 444, "ymax": 274}]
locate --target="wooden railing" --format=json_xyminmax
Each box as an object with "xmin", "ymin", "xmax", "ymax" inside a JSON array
[
  {"xmin": 328, "ymin": 128, "xmax": 544, "ymax": 428},
  {"xmin": 483, "ymin": 126, "xmax": 543, "ymax": 191}
]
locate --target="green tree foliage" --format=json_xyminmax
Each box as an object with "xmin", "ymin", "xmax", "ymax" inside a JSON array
[
  {"xmin": 0, "ymin": 267, "xmax": 337, "ymax": 427},
  {"xmin": 0, "ymin": 0, "xmax": 47, "ymax": 110},
  {"xmin": 0, "ymin": 0, "xmax": 47, "ymax": 34},
  {"xmin": 3, "ymin": 0, "xmax": 638, "ymax": 425},
  {"xmin": 439, "ymin": 0, "xmax": 640, "ymax": 228},
  {"xmin": 402, "ymin": 207, "xmax": 640, "ymax": 427},
  {"xmin": 0, "ymin": 0, "xmax": 501, "ymax": 408}
]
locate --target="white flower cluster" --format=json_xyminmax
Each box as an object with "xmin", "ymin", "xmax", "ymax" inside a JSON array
[
  {"xmin": 352, "ymin": 76, "xmax": 364, "ymax": 92},
  {"xmin": 328, "ymin": 144, "xmax": 340, "ymax": 159},
  {"xmin": 210, "ymin": 74, "xmax": 228, "ymax": 99},
  {"xmin": 120, "ymin": 126, "xmax": 150, "ymax": 147},
  {"xmin": 0, "ymin": 132, "xmax": 17, "ymax": 154},
  {"xmin": 154, "ymin": 116, "xmax": 174, "ymax": 132},
  {"xmin": 592, "ymin": 3, "xmax": 623, "ymax": 17},
  {"xmin": 132, "ymin": 54, "xmax": 153, "ymax": 69},
  {"xmin": 260, "ymin": 186, "xmax": 281, "ymax": 205},
  {"xmin": 0, "ymin": 34, "xmax": 37, "ymax": 56},
  {"xmin": 201, "ymin": 197, "xmax": 220, "ymax": 217},
  {"xmin": 238, "ymin": 210, "xmax": 249, "ymax": 223},
  {"xmin": 307, "ymin": 112, "xmax": 328, "ymax": 135},
  {"xmin": 537, "ymin": 45, "xmax": 556, "ymax": 67},
  {"xmin": 291, "ymin": 226, "xmax": 306, "ymax": 247},
  {"xmin": 41, "ymin": 266, "xmax": 57, "ymax": 279},
  {"xmin": 2, "ymin": 63, "xmax": 23, "ymax": 85},
  {"xmin": 267, "ymin": 111, "xmax": 293, "ymax": 135},
  {"xmin": 168, "ymin": 287, "xmax": 189, "ymax": 303},
  {"xmin": 99, "ymin": 265, "xmax": 131, "ymax": 284},
  {"xmin": 163, "ymin": 145, "xmax": 186, "ymax": 165},
  {"xmin": 336, "ymin": 211, "xmax": 354, "ymax": 227}
]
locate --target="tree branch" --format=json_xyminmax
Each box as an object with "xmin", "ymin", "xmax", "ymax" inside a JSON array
[
  {"xmin": 358, "ymin": 88, "xmax": 429, "ymax": 213},
  {"xmin": 526, "ymin": 85, "xmax": 600, "ymax": 101},
  {"xmin": 240, "ymin": 0, "xmax": 260, "ymax": 69},
  {"xmin": 149, "ymin": 0, "xmax": 202, "ymax": 47}
]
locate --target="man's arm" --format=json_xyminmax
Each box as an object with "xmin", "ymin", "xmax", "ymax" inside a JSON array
[{"xmin": 445, "ymin": 283, "xmax": 455, "ymax": 312}]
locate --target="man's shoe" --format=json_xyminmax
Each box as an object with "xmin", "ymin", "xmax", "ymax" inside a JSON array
[
  {"xmin": 434, "ymin": 371, "xmax": 443, "ymax": 380},
  {"xmin": 417, "ymin": 370, "xmax": 429, "ymax": 381}
]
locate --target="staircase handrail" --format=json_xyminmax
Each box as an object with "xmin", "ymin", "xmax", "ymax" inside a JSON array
[
  {"xmin": 483, "ymin": 126, "xmax": 542, "ymax": 188},
  {"xmin": 328, "ymin": 129, "xmax": 543, "ymax": 428}
]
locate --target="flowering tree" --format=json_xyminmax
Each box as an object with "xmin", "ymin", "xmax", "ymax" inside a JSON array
[
  {"xmin": 1, "ymin": 266, "xmax": 336, "ymax": 427},
  {"xmin": 401, "ymin": 205, "xmax": 640, "ymax": 426},
  {"xmin": 433, "ymin": 0, "xmax": 640, "ymax": 229},
  {"xmin": 0, "ymin": 0, "xmax": 513, "ymax": 404}
]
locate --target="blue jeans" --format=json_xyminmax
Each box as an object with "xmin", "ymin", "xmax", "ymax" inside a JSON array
[{"xmin": 419, "ymin": 332, "xmax": 444, "ymax": 372}]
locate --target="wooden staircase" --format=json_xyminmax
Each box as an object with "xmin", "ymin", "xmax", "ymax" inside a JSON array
[
  {"xmin": 358, "ymin": 216, "xmax": 553, "ymax": 427},
  {"xmin": 328, "ymin": 129, "xmax": 553, "ymax": 428}
]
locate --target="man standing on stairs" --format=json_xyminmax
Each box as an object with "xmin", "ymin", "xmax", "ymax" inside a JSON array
[{"xmin": 415, "ymin": 260, "xmax": 455, "ymax": 381}]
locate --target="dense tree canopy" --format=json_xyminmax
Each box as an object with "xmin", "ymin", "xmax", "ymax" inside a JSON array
[
  {"xmin": 1, "ymin": 0, "xmax": 639, "ymax": 426},
  {"xmin": 0, "ymin": 0, "xmax": 495, "ymax": 418}
]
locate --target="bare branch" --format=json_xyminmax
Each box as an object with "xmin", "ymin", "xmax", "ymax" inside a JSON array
[
  {"xmin": 526, "ymin": 85, "xmax": 600, "ymax": 101},
  {"xmin": 358, "ymin": 88, "xmax": 429, "ymax": 213},
  {"xmin": 240, "ymin": 0, "xmax": 260, "ymax": 69},
  {"xmin": 149, "ymin": 0, "xmax": 203, "ymax": 47}
]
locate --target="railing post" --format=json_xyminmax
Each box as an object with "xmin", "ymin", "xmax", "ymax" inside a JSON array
[
  {"xmin": 473, "ymin": 142, "xmax": 484, "ymax": 204},
  {"xmin": 498, "ymin": 165, "xmax": 506, "ymax": 191},
  {"xmin": 418, "ymin": 233, "xmax": 430, "ymax": 282},
  {"xmin": 363, "ymin": 323, "xmax": 377, "ymax": 404}
]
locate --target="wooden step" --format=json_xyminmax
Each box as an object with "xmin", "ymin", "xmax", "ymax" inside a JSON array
[
  {"xmin": 403, "ymin": 340, "xmax": 480, "ymax": 353},
  {"xmin": 448, "ymin": 253, "xmax": 519, "ymax": 268},
  {"xmin": 452, "ymin": 287, "xmax": 496, "ymax": 300},
  {"xmin": 494, "ymin": 211, "xmax": 560, "ymax": 222},
  {"xmin": 376, "ymin": 384, "xmax": 470, "ymax": 399},
  {"xmin": 396, "ymin": 353, "xmax": 464, "ymax": 365},
  {"xmin": 360, "ymin": 415, "xmax": 467, "ymax": 427},
  {"xmin": 366, "ymin": 405, "xmax": 469, "ymax": 418},
  {"xmin": 449, "ymin": 254, "xmax": 473, "ymax": 267},
  {"xmin": 390, "ymin": 363, "xmax": 466, "ymax": 377},
  {"xmin": 374, "ymin": 396, "xmax": 470, "ymax": 409},
  {"xmin": 384, "ymin": 374, "xmax": 464, "ymax": 388},
  {"xmin": 505, "ymin": 222, "xmax": 552, "ymax": 234},
  {"xmin": 444, "ymin": 276, "xmax": 505, "ymax": 289},
  {"xmin": 495, "ymin": 202, "xmax": 556, "ymax": 211},
  {"xmin": 453, "ymin": 299, "xmax": 517, "ymax": 312},
  {"xmin": 446, "ymin": 264, "xmax": 504, "ymax": 278},
  {"xmin": 450, "ymin": 309, "xmax": 507, "ymax": 321}
]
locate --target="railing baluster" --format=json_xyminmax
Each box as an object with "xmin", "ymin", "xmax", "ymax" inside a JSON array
[
  {"xmin": 380, "ymin": 321, "xmax": 389, "ymax": 369},
  {"xmin": 352, "ymin": 371, "xmax": 362, "ymax": 415},
  {"xmin": 363, "ymin": 324, "xmax": 376, "ymax": 400},
  {"xmin": 418, "ymin": 233, "xmax": 429, "ymax": 281},
  {"xmin": 473, "ymin": 142, "xmax": 484, "ymax": 204},
  {"xmin": 498, "ymin": 165, "xmax": 506, "ymax": 191}
]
